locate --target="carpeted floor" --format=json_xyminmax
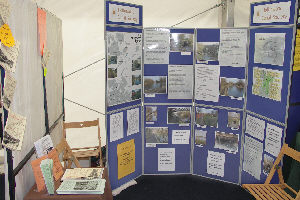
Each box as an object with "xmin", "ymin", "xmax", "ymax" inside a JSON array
[{"xmin": 114, "ymin": 174, "xmax": 255, "ymax": 200}]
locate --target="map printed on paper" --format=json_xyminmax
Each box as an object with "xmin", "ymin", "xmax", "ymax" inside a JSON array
[{"xmin": 107, "ymin": 31, "xmax": 142, "ymax": 106}]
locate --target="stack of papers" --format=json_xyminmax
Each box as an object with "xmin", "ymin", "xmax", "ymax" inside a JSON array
[
  {"xmin": 61, "ymin": 168, "xmax": 104, "ymax": 181},
  {"xmin": 56, "ymin": 179, "xmax": 106, "ymax": 195}
]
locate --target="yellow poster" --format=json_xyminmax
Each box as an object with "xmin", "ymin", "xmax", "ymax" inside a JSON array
[
  {"xmin": 0, "ymin": 24, "xmax": 15, "ymax": 47},
  {"xmin": 293, "ymin": 29, "xmax": 300, "ymax": 71},
  {"xmin": 117, "ymin": 139, "xmax": 135, "ymax": 180}
]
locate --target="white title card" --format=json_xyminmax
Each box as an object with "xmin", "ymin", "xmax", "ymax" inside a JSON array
[
  {"xmin": 207, "ymin": 151, "xmax": 225, "ymax": 177},
  {"xmin": 158, "ymin": 148, "xmax": 175, "ymax": 171},
  {"xmin": 172, "ymin": 130, "xmax": 190, "ymax": 144},
  {"xmin": 109, "ymin": 3, "xmax": 139, "ymax": 24}
]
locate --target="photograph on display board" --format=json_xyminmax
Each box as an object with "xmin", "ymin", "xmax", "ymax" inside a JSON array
[
  {"xmin": 145, "ymin": 127, "xmax": 168, "ymax": 144},
  {"xmin": 132, "ymin": 57, "xmax": 141, "ymax": 71},
  {"xmin": 195, "ymin": 107, "xmax": 218, "ymax": 128},
  {"xmin": 108, "ymin": 68, "xmax": 117, "ymax": 78},
  {"xmin": 263, "ymin": 154, "xmax": 274, "ymax": 175},
  {"xmin": 144, "ymin": 76, "xmax": 167, "ymax": 94},
  {"xmin": 195, "ymin": 129, "xmax": 207, "ymax": 147},
  {"xmin": 220, "ymin": 77, "xmax": 245, "ymax": 99},
  {"xmin": 132, "ymin": 75, "xmax": 141, "ymax": 85},
  {"xmin": 214, "ymin": 131, "xmax": 239, "ymax": 154},
  {"xmin": 108, "ymin": 55, "xmax": 117, "ymax": 65},
  {"xmin": 170, "ymin": 33, "xmax": 193, "ymax": 52},
  {"xmin": 252, "ymin": 67, "xmax": 283, "ymax": 102},
  {"xmin": 167, "ymin": 107, "xmax": 191, "ymax": 124},
  {"xmin": 227, "ymin": 112, "xmax": 240, "ymax": 130},
  {"xmin": 132, "ymin": 89, "xmax": 141, "ymax": 100},
  {"xmin": 145, "ymin": 106, "xmax": 158, "ymax": 122},
  {"xmin": 196, "ymin": 42, "xmax": 219, "ymax": 62}
]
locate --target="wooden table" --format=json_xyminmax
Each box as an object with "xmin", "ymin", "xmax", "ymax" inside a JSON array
[{"xmin": 24, "ymin": 168, "xmax": 113, "ymax": 200}]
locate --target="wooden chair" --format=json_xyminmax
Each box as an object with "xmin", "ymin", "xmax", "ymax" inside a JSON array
[
  {"xmin": 243, "ymin": 144, "xmax": 300, "ymax": 200},
  {"xmin": 55, "ymin": 138, "xmax": 81, "ymax": 170},
  {"xmin": 63, "ymin": 118, "xmax": 103, "ymax": 167}
]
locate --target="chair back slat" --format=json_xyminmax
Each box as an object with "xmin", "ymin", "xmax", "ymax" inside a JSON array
[{"xmin": 64, "ymin": 119, "xmax": 98, "ymax": 129}]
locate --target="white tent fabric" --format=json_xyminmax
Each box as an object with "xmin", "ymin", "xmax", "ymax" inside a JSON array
[{"xmin": 34, "ymin": 0, "xmax": 262, "ymax": 150}]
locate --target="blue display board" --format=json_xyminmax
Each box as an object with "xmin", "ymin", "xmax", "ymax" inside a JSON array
[
  {"xmin": 193, "ymin": 106, "xmax": 243, "ymax": 184},
  {"xmin": 246, "ymin": 27, "xmax": 294, "ymax": 124},
  {"xmin": 194, "ymin": 28, "xmax": 247, "ymax": 109},
  {"xmin": 105, "ymin": 0, "xmax": 143, "ymax": 190},
  {"xmin": 144, "ymin": 105, "xmax": 192, "ymax": 174},
  {"xmin": 241, "ymin": 113, "xmax": 285, "ymax": 184},
  {"xmin": 107, "ymin": 106, "xmax": 143, "ymax": 189},
  {"xmin": 250, "ymin": 0, "xmax": 296, "ymax": 26}
]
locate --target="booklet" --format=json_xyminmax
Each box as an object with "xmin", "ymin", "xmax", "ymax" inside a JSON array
[
  {"xmin": 56, "ymin": 179, "xmax": 106, "ymax": 195},
  {"xmin": 61, "ymin": 168, "xmax": 104, "ymax": 181}
]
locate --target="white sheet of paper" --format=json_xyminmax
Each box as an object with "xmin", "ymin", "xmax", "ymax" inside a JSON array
[
  {"xmin": 144, "ymin": 28, "xmax": 170, "ymax": 64},
  {"xmin": 127, "ymin": 108, "xmax": 139, "ymax": 136},
  {"xmin": 252, "ymin": 67, "xmax": 283, "ymax": 102},
  {"xmin": 0, "ymin": 0, "xmax": 11, "ymax": 24},
  {"xmin": 34, "ymin": 135, "xmax": 54, "ymax": 158},
  {"xmin": 218, "ymin": 29, "xmax": 247, "ymax": 67},
  {"xmin": 207, "ymin": 151, "xmax": 225, "ymax": 177},
  {"xmin": 254, "ymin": 33, "xmax": 286, "ymax": 66},
  {"xmin": 246, "ymin": 114, "xmax": 265, "ymax": 141},
  {"xmin": 172, "ymin": 130, "xmax": 190, "ymax": 144},
  {"xmin": 108, "ymin": 3, "xmax": 139, "ymax": 25},
  {"xmin": 3, "ymin": 72, "xmax": 16, "ymax": 109},
  {"xmin": 265, "ymin": 123, "xmax": 283, "ymax": 157},
  {"xmin": 243, "ymin": 135, "xmax": 263, "ymax": 180},
  {"xmin": 195, "ymin": 64, "xmax": 220, "ymax": 102},
  {"xmin": 110, "ymin": 112, "xmax": 124, "ymax": 142},
  {"xmin": 253, "ymin": 1, "xmax": 291, "ymax": 24},
  {"xmin": 2, "ymin": 111, "xmax": 26, "ymax": 151},
  {"xmin": 168, "ymin": 65, "xmax": 193, "ymax": 99},
  {"xmin": 158, "ymin": 148, "xmax": 175, "ymax": 171},
  {"xmin": 0, "ymin": 40, "xmax": 20, "ymax": 73}
]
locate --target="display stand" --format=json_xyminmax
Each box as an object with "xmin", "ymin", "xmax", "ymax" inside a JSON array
[
  {"xmin": 105, "ymin": 0, "xmax": 143, "ymax": 190},
  {"xmin": 241, "ymin": 0, "xmax": 297, "ymax": 184}
]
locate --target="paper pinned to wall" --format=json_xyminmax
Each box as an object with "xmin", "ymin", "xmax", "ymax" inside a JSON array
[
  {"xmin": 34, "ymin": 135, "xmax": 54, "ymax": 158},
  {"xmin": 144, "ymin": 28, "xmax": 170, "ymax": 64},
  {"xmin": 293, "ymin": 29, "xmax": 300, "ymax": 71},
  {"xmin": 253, "ymin": 1, "xmax": 291, "ymax": 24},
  {"xmin": 110, "ymin": 112, "xmax": 124, "ymax": 142},
  {"xmin": 207, "ymin": 151, "xmax": 225, "ymax": 177},
  {"xmin": 218, "ymin": 29, "xmax": 247, "ymax": 67},
  {"xmin": 37, "ymin": 8, "xmax": 47, "ymax": 56},
  {"xmin": 243, "ymin": 135, "xmax": 263, "ymax": 180},
  {"xmin": 2, "ymin": 111, "xmax": 26, "ymax": 151},
  {"xmin": 117, "ymin": 139, "xmax": 135, "ymax": 180},
  {"xmin": 252, "ymin": 67, "xmax": 283, "ymax": 101},
  {"xmin": 0, "ymin": 24, "xmax": 15, "ymax": 47},
  {"xmin": 172, "ymin": 130, "xmax": 190, "ymax": 144},
  {"xmin": 168, "ymin": 65, "xmax": 193, "ymax": 99},
  {"xmin": 195, "ymin": 64, "xmax": 220, "ymax": 102},
  {"xmin": 158, "ymin": 148, "xmax": 175, "ymax": 171},
  {"xmin": 254, "ymin": 33, "xmax": 286, "ymax": 66},
  {"xmin": 3, "ymin": 72, "xmax": 16, "ymax": 109},
  {"xmin": 0, "ymin": 39, "xmax": 20, "ymax": 73},
  {"xmin": 245, "ymin": 114, "xmax": 265, "ymax": 141},
  {"xmin": 0, "ymin": 0, "xmax": 11, "ymax": 24},
  {"xmin": 265, "ymin": 123, "xmax": 283, "ymax": 157},
  {"xmin": 108, "ymin": 3, "xmax": 139, "ymax": 25},
  {"xmin": 127, "ymin": 107, "xmax": 139, "ymax": 136}
]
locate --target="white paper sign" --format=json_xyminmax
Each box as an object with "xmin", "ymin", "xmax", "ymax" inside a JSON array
[
  {"xmin": 168, "ymin": 65, "xmax": 193, "ymax": 99},
  {"xmin": 34, "ymin": 135, "xmax": 54, "ymax": 158},
  {"xmin": 158, "ymin": 148, "xmax": 175, "ymax": 171},
  {"xmin": 144, "ymin": 28, "xmax": 170, "ymax": 64},
  {"xmin": 253, "ymin": 1, "xmax": 291, "ymax": 24},
  {"xmin": 207, "ymin": 151, "xmax": 225, "ymax": 177},
  {"xmin": 172, "ymin": 130, "xmax": 190, "ymax": 144},
  {"xmin": 127, "ymin": 108, "xmax": 139, "ymax": 136},
  {"xmin": 265, "ymin": 123, "xmax": 283, "ymax": 157},
  {"xmin": 243, "ymin": 136, "xmax": 263, "ymax": 180},
  {"xmin": 110, "ymin": 112, "xmax": 124, "ymax": 142},
  {"xmin": 219, "ymin": 29, "xmax": 247, "ymax": 67},
  {"xmin": 195, "ymin": 64, "xmax": 220, "ymax": 102},
  {"xmin": 246, "ymin": 115, "xmax": 265, "ymax": 141},
  {"xmin": 108, "ymin": 3, "xmax": 139, "ymax": 24}
]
